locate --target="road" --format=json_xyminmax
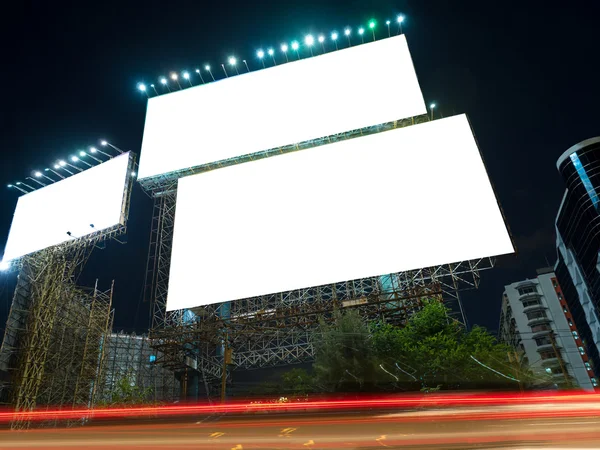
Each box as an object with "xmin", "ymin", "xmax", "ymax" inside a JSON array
[{"xmin": 1, "ymin": 401, "xmax": 600, "ymax": 449}]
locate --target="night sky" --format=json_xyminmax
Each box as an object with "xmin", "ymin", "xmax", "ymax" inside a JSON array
[{"xmin": 0, "ymin": 0, "xmax": 598, "ymax": 336}]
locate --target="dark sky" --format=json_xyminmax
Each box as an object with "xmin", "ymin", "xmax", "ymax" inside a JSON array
[{"xmin": 0, "ymin": 0, "xmax": 598, "ymax": 335}]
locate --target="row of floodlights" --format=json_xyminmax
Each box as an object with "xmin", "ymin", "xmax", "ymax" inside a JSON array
[
  {"xmin": 6, "ymin": 140, "xmax": 134, "ymax": 194},
  {"xmin": 137, "ymin": 15, "xmax": 406, "ymax": 95}
]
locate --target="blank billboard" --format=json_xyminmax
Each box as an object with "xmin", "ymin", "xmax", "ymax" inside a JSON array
[
  {"xmin": 1, "ymin": 153, "xmax": 132, "ymax": 263},
  {"xmin": 138, "ymin": 35, "xmax": 426, "ymax": 180},
  {"xmin": 167, "ymin": 114, "xmax": 514, "ymax": 311}
]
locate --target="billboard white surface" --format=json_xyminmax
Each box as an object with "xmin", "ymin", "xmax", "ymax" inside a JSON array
[
  {"xmin": 167, "ymin": 115, "xmax": 514, "ymax": 310},
  {"xmin": 1, "ymin": 152, "xmax": 131, "ymax": 263},
  {"xmin": 138, "ymin": 35, "xmax": 426, "ymax": 180}
]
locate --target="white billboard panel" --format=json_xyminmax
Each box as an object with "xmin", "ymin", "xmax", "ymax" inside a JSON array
[
  {"xmin": 138, "ymin": 35, "xmax": 426, "ymax": 180},
  {"xmin": 1, "ymin": 152, "xmax": 132, "ymax": 263},
  {"xmin": 167, "ymin": 115, "xmax": 513, "ymax": 311}
]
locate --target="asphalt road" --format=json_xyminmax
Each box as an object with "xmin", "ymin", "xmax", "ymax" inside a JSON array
[{"xmin": 1, "ymin": 403, "xmax": 599, "ymax": 449}]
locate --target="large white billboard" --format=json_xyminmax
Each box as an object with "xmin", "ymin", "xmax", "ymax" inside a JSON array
[
  {"xmin": 1, "ymin": 153, "xmax": 132, "ymax": 263},
  {"xmin": 166, "ymin": 115, "xmax": 513, "ymax": 311},
  {"xmin": 138, "ymin": 35, "xmax": 426, "ymax": 180}
]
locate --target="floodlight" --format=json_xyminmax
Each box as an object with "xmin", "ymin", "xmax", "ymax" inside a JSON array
[
  {"xmin": 170, "ymin": 73, "xmax": 178, "ymax": 80},
  {"xmin": 397, "ymin": 15, "xmax": 404, "ymax": 23},
  {"xmin": 16, "ymin": 182, "xmax": 21, "ymax": 185},
  {"xmin": 369, "ymin": 21, "xmax": 375, "ymax": 29},
  {"xmin": 267, "ymin": 48, "xmax": 274, "ymax": 56},
  {"xmin": 257, "ymin": 49, "xmax": 264, "ymax": 58},
  {"xmin": 160, "ymin": 77, "xmax": 167, "ymax": 85},
  {"xmin": 358, "ymin": 27, "xmax": 364, "ymax": 35},
  {"xmin": 331, "ymin": 32, "xmax": 338, "ymax": 40},
  {"xmin": 195, "ymin": 69, "xmax": 200, "ymax": 73},
  {"xmin": 0, "ymin": 260, "xmax": 9, "ymax": 272},
  {"xmin": 59, "ymin": 160, "xmax": 66, "ymax": 167},
  {"xmin": 228, "ymin": 56, "xmax": 237, "ymax": 66},
  {"xmin": 131, "ymin": 171, "xmax": 137, "ymax": 177},
  {"xmin": 291, "ymin": 41, "xmax": 299, "ymax": 50},
  {"xmin": 137, "ymin": 83, "xmax": 146, "ymax": 92},
  {"xmin": 318, "ymin": 35, "xmax": 325, "ymax": 43},
  {"xmin": 205, "ymin": 65, "xmax": 210, "ymax": 71},
  {"xmin": 71, "ymin": 156, "xmax": 79, "ymax": 162},
  {"xmin": 430, "ymin": 103, "xmax": 436, "ymax": 108},
  {"xmin": 305, "ymin": 35, "xmax": 314, "ymax": 46},
  {"xmin": 281, "ymin": 43, "xmax": 288, "ymax": 52},
  {"xmin": 344, "ymin": 28, "xmax": 351, "ymax": 36},
  {"xmin": 7, "ymin": 184, "xmax": 12, "ymax": 188},
  {"xmin": 34, "ymin": 171, "xmax": 42, "ymax": 177},
  {"xmin": 90, "ymin": 147, "xmax": 97, "ymax": 153},
  {"xmin": 386, "ymin": 20, "xmax": 391, "ymax": 25},
  {"xmin": 182, "ymin": 71, "xmax": 190, "ymax": 79},
  {"xmin": 54, "ymin": 164, "xmax": 60, "ymax": 169},
  {"xmin": 79, "ymin": 151, "xmax": 86, "ymax": 157},
  {"xmin": 101, "ymin": 140, "xmax": 108, "ymax": 146}
]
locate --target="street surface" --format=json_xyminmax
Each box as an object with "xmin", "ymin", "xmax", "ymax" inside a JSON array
[{"xmin": 1, "ymin": 399, "xmax": 600, "ymax": 449}]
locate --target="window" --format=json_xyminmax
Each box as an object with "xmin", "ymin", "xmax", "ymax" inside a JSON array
[
  {"xmin": 531, "ymin": 324, "xmax": 552, "ymax": 333},
  {"xmin": 540, "ymin": 350, "xmax": 557, "ymax": 360},
  {"xmin": 563, "ymin": 307, "xmax": 568, "ymax": 313},
  {"xmin": 579, "ymin": 346, "xmax": 585, "ymax": 355},
  {"xmin": 573, "ymin": 331, "xmax": 579, "ymax": 339},
  {"xmin": 585, "ymin": 362, "xmax": 592, "ymax": 371},
  {"xmin": 552, "ymin": 279, "xmax": 558, "ymax": 288},
  {"xmin": 535, "ymin": 336, "xmax": 552, "ymax": 346},
  {"xmin": 557, "ymin": 292, "xmax": 563, "ymax": 300},
  {"xmin": 526, "ymin": 310, "xmax": 548, "ymax": 320},
  {"xmin": 569, "ymin": 321, "xmax": 574, "ymax": 327},
  {"xmin": 522, "ymin": 298, "xmax": 541, "ymax": 308},
  {"xmin": 592, "ymin": 378, "xmax": 598, "ymax": 387},
  {"xmin": 518, "ymin": 286, "xmax": 537, "ymax": 295}
]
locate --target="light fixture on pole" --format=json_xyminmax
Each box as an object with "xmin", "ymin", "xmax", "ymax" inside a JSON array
[
  {"xmin": 195, "ymin": 69, "xmax": 205, "ymax": 84},
  {"xmin": 281, "ymin": 43, "xmax": 289, "ymax": 62},
  {"xmin": 344, "ymin": 28, "xmax": 351, "ymax": 47},
  {"xmin": 331, "ymin": 32, "xmax": 339, "ymax": 50},
  {"xmin": 56, "ymin": 161, "xmax": 75, "ymax": 175},
  {"xmin": 397, "ymin": 15, "xmax": 404, "ymax": 35},
  {"xmin": 304, "ymin": 35, "xmax": 314, "ymax": 56},
  {"xmin": 72, "ymin": 155, "xmax": 92, "ymax": 168},
  {"xmin": 26, "ymin": 176, "xmax": 46, "ymax": 187},
  {"xmin": 430, "ymin": 103, "xmax": 436, "ymax": 120},
  {"xmin": 79, "ymin": 150, "xmax": 101, "ymax": 163},
  {"xmin": 228, "ymin": 56, "xmax": 239, "ymax": 75},
  {"xmin": 150, "ymin": 84, "xmax": 159, "ymax": 95},
  {"xmin": 34, "ymin": 170, "xmax": 56, "ymax": 183},
  {"xmin": 257, "ymin": 49, "xmax": 265, "ymax": 68},
  {"xmin": 137, "ymin": 83, "xmax": 149, "ymax": 97},
  {"xmin": 267, "ymin": 48, "xmax": 276, "ymax": 65},
  {"xmin": 100, "ymin": 140, "xmax": 125, "ymax": 154},
  {"xmin": 291, "ymin": 41, "xmax": 300, "ymax": 59},
  {"xmin": 358, "ymin": 27, "xmax": 365, "ymax": 44},
  {"xmin": 386, "ymin": 20, "xmax": 391, "ymax": 37},
  {"xmin": 7, "ymin": 184, "xmax": 29, "ymax": 194},
  {"xmin": 318, "ymin": 35, "xmax": 325, "ymax": 53},
  {"xmin": 44, "ymin": 168, "xmax": 65, "ymax": 179},
  {"xmin": 65, "ymin": 160, "xmax": 83, "ymax": 172},
  {"xmin": 182, "ymin": 71, "xmax": 193, "ymax": 87},
  {"xmin": 242, "ymin": 60, "xmax": 250, "ymax": 72},
  {"xmin": 369, "ymin": 20, "xmax": 376, "ymax": 40},
  {"xmin": 205, "ymin": 65, "xmax": 215, "ymax": 81},
  {"xmin": 221, "ymin": 64, "xmax": 229, "ymax": 78},
  {"xmin": 89, "ymin": 146, "xmax": 111, "ymax": 158},
  {"xmin": 170, "ymin": 72, "xmax": 182, "ymax": 89},
  {"xmin": 160, "ymin": 77, "xmax": 171, "ymax": 92}
]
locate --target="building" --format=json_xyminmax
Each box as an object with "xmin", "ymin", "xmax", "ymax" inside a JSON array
[
  {"xmin": 555, "ymin": 137, "xmax": 600, "ymax": 375},
  {"xmin": 499, "ymin": 268, "xmax": 597, "ymax": 389}
]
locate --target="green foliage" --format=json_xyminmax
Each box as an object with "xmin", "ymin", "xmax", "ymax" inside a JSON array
[
  {"xmin": 101, "ymin": 370, "xmax": 154, "ymax": 406},
  {"xmin": 281, "ymin": 368, "xmax": 314, "ymax": 395},
  {"xmin": 312, "ymin": 309, "xmax": 378, "ymax": 391}
]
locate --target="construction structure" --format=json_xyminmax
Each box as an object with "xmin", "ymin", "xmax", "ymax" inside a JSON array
[
  {"xmin": 0, "ymin": 151, "xmax": 135, "ymax": 426},
  {"xmin": 140, "ymin": 113, "xmax": 498, "ymax": 397},
  {"xmin": 98, "ymin": 332, "xmax": 179, "ymax": 404}
]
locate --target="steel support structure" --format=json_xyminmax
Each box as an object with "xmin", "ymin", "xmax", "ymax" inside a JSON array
[{"xmin": 141, "ymin": 114, "xmax": 496, "ymax": 393}]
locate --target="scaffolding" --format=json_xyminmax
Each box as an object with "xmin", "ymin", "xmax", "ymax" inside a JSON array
[
  {"xmin": 98, "ymin": 332, "xmax": 179, "ymax": 404},
  {"xmin": 140, "ymin": 114, "xmax": 496, "ymax": 395}
]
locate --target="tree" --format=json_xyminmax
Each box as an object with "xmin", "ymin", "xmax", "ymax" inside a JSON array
[
  {"xmin": 372, "ymin": 300, "xmax": 532, "ymax": 390},
  {"xmin": 101, "ymin": 370, "xmax": 154, "ymax": 406},
  {"xmin": 281, "ymin": 368, "xmax": 314, "ymax": 396},
  {"xmin": 312, "ymin": 309, "xmax": 378, "ymax": 392}
]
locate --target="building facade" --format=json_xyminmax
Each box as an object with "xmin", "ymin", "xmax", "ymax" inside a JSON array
[
  {"xmin": 555, "ymin": 137, "xmax": 600, "ymax": 375},
  {"xmin": 499, "ymin": 268, "xmax": 597, "ymax": 389}
]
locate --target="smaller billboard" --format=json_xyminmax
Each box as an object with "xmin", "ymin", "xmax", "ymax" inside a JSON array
[{"xmin": 1, "ymin": 152, "xmax": 132, "ymax": 263}]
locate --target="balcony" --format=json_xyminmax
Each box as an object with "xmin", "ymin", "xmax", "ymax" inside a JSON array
[
  {"xmin": 527, "ymin": 316, "xmax": 551, "ymax": 327},
  {"xmin": 519, "ymin": 291, "xmax": 542, "ymax": 301},
  {"xmin": 536, "ymin": 343, "xmax": 555, "ymax": 352},
  {"xmin": 523, "ymin": 304, "xmax": 546, "ymax": 314}
]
